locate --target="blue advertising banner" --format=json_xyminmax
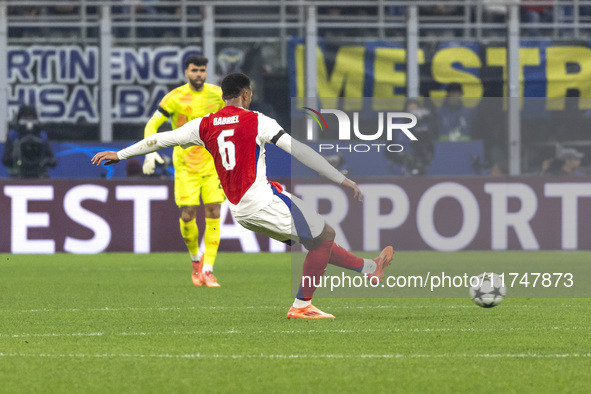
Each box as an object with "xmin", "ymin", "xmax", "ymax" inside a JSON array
[
  {"xmin": 7, "ymin": 45, "xmax": 201, "ymax": 124},
  {"xmin": 288, "ymin": 38, "xmax": 591, "ymax": 109}
]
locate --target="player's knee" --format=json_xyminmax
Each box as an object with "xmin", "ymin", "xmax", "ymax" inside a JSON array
[
  {"xmin": 204, "ymin": 203, "xmax": 221, "ymax": 218},
  {"xmin": 179, "ymin": 206, "xmax": 197, "ymax": 222},
  {"xmin": 304, "ymin": 224, "xmax": 335, "ymax": 251},
  {"xmin": 320, "ymin": 223, "xmax": 336, "ymax": 242}
]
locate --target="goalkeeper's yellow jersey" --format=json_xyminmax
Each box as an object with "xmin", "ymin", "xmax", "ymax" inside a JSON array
[{"xmin": 144, "ymin": 82, "xmax": 224, "ymax": 176}]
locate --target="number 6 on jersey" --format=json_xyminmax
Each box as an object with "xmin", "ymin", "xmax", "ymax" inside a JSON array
[{"xmin": 217, "ymin": 129, "xmax": 236, "ymax": 170}]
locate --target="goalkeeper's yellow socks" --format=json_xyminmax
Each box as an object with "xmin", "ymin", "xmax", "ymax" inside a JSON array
[
  {"xmin": 180, "ymin": 218, "xmax": 200, "ymax": 261},
  {"xmin": 203, "ymin": 217, "xmax": 221, "ymax": 272}
]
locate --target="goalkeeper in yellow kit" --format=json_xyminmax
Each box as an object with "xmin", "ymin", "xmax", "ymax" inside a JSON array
[{"xmin": 143, "ymin": 56, "xmax": 225, "ymax": 287}]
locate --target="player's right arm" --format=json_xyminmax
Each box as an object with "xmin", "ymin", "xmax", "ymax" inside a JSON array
[
  {"xmin": 273, "ymin": 132, "xmax": 362, "ymax": 202},
  {"xmin": 257, "ymin": 114, "xmax": 362, "ymax": 201},
  {"xmin": 92, "ymin": 118, "xmax": 204, "ymax": 167},
  {"xmin": 142, "ymin": 105, "xmax": 172, "ymax": 174}
]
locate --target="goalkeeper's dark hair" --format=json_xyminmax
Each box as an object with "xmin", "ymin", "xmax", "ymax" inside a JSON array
[
  {"xmin": 221, "ymin": 73, "xmax": 251, "ymax": 99},
  {"xmin": 185, "ymin": 56, "xmax": 208, "ymax": 69}
]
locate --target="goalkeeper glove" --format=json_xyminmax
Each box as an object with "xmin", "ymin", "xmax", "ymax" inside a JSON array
[{"xmin": 142, "ymin": 152, "xmax": 164, "ymax": 175}]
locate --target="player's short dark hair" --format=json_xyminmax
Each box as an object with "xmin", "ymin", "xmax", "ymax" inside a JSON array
[
  {"xmin": 185, "ymin": 56, "xmax": 208, "ymax": 69},
  {"xmin": 221, "ymin": 73, "xmax": 251, "ymax": 99}
]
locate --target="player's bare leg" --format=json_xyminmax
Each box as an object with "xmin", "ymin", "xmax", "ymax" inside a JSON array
[
  {"xmin": 179, "ymin": 205, "xmax": 204, "ymax": 286},
  {"xmin": 287, "ymin": 224, "xmax": 336, "ymax": 319},
  {"xmin": 287, "ymin": 224, "xmax": 394, "ymax": 319},
  {"xmin": 202, "ymin": 202, "xmax": 221, "ymax": 287}
]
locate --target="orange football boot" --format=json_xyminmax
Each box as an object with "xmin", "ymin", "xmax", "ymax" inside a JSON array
[
  {"xmin": 287, "ymin": 304, "xmax": 335, "ymax": 319},
  {"xmin": 192, "ymin": 258, "xmax": 204, "ymax": 287},
  {"xmin": 368, "ymin": 246, "xmax": 394, "ymax": 285},
  {"xmin": 203, "ymin": 271, "xmax": 221, "ymax": 287}
]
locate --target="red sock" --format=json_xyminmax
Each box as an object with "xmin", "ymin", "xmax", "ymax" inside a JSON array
[
  {"xmin": 328, "ymin": 243, "xmax": 364, "ymax": 272},
  {"xmin": 299, "ymin": 240, "xmax": 333, "ymax": 300}
]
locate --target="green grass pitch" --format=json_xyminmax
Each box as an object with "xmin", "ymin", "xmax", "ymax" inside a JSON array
[{"xmin": 1, "ymin": 251, "xmax": 590, "ymax": 393}]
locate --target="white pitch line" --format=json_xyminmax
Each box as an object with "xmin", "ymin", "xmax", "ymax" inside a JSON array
[
  {"xmin": 0, "ymin": 304, "xmax": 557, "ymax": 314},
  {"xmin": 1, "ymin": 332, "xmax": 103, "ymax": 339},
  {"xmin": 2, "ymin": 326, "xmax": 589, "ymax": 339},
  {"xmin": 0, "ymin": 352, "xmax": 590, "ymax": 360}
]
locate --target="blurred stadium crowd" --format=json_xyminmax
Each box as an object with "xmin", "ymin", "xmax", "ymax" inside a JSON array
[{"xmin": 9, "ymin": 1, "xmax": 591, "ymax": 39}]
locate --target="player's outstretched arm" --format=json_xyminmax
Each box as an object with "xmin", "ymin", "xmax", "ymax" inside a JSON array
[
  {"xmin": 91, "ymin": 118, "xmax": 203, "ymax": 167},
  {"xmin": 275, "ymin": 133, "xmax": 363, "ymax": 202},
  {"xmin": 91, "ymin": 133, "xmax": 167, "ymax": 167}
]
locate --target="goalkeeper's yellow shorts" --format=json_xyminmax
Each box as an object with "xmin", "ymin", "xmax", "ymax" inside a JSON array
[{"xmin": 174, "ymin": 172, "xmax": 226, "ymax": 207}]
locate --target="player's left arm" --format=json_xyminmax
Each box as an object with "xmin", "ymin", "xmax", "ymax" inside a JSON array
[
  {"xmin": 272, "ymin": 130, "xmax": 363, "ymax": 202},
  {"xmin": 92, "ymin": 118, "xmax": 204, "ymax": 166},
  {"xmin": 144, "ymin": 108, "xmax": 169, "ymax": 138}
]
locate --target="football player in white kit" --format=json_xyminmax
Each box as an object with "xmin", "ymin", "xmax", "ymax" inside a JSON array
[{"xmin": 92, "ymin": 73, "xmax": 393, "ymax": 319}]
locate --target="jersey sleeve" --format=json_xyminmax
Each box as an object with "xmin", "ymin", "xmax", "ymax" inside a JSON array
[
  {"xmin": 118, "ymin": 118, "xmax": 204, "ymax": 160},
  {"xmin": 158, "ymin": 89, "xmax": 177, "ymax": 116},
  {"xmin": 144, "ymin": 110, "xmax": 169, "ymax": 138},
  {"xmin": 256, "ymin": 113, "xmax": 285, "ymax": 144},
  {"xmin": 175, "ymin": 117, "xmax": 205, "ymax": 149}
]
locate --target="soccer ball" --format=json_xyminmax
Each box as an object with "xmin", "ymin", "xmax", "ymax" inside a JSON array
[{"xmin": 469, "ymin": 273, "xmax": 506, "ymax": 308}]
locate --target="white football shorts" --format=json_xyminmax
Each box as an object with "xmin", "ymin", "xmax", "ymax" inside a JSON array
[{"xmin": 233, "ymin": 191, "xmax": 325, "ymax": 245}]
